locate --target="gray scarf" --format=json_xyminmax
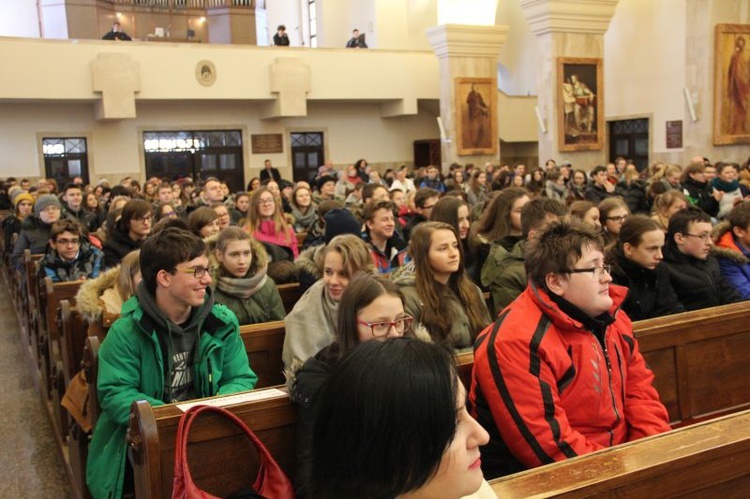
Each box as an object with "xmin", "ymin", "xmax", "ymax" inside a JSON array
[{"xmin": 216, "ymin": 263, "xmax": 269, "ymax": 299}]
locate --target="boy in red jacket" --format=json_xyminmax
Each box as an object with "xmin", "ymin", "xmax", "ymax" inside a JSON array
[{"xmin": 469, "ymin": 217, "xmax": 670, "ymax": 478}]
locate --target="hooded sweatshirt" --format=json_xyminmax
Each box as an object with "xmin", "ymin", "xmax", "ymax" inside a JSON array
[{"xmin": 136, "ymin": 281, "xmax": 214, "ymax": 402}]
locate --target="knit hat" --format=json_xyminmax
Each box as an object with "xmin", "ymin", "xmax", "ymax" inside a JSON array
[
  {"xmin": 12, "ymin": 191, "xmax": 34, "ymax": 208},
  {"xmin": 324, "ymin": 208, "xmax": 362, "ymax": 244},
  {"xmin": 7, "ymin": 186, "xmax": 23, "ymax": 201},
  {"xmin": 34, "ymin": 194, "xmax": 62, "ymax": 217},
  {"xmin": 317, "ymin": 175, "xmax": 336, "ymax": 192}
]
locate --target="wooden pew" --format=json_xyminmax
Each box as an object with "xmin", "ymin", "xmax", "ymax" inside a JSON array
[
  {"xmin": 128, "ymin": 389, "xmax": 297, "ymax": 498},
  {"xmin": 634, "ymin": 302, "xmax": 750, "ymax": 426},
  {"xmin": 40, "ymin": 278, "xmax": 82, "ymax": 404},
  {"xmin": 277, "ymin": 282, "xmax": 302, "ymax": 314},
  {"xmin": 489, "ymin": 408, "xmax": 750, "ymax": 497},
  {"xmin": 239, "ymin": 321, "xmax": 286, "ymax": 388}
]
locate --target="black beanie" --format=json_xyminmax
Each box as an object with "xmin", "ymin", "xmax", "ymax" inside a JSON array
[{"xmin": 324, "ymin": 208, "xmax": 362, "ymax": 244}]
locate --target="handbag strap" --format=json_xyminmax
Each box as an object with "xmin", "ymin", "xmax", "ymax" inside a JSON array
[{"xmin": 174, "ymin": 404, "xmax": 290, "ymax": 496}]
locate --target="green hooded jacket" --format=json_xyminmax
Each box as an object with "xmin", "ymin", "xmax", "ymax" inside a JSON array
[{"xmin": 86, "ymin": 291, "xmax": 258, "ymax": 499}]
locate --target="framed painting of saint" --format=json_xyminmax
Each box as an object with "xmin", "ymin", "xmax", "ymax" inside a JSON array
[
  {"xmin": 714, "ymin": 24, "xmax": 750, "ymax": 145},
  {"xmin": 557, "ymin": 57, "xmax": 603, "ymax": 152},
  {"xmin": 455, "ymin": 77, "xmax": 497, "ymax": 156}
]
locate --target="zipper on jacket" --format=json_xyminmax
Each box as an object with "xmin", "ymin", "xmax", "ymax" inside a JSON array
[
  {"xmin": 207, "ymin": 358, "xmax": 214, "ymax": 397},
  {"xmin": 591, "ymin": 331, "xmax": 621, "ymax": 447}
]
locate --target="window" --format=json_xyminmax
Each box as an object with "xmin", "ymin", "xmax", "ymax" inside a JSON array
[
  {"xmin": 143, "ymin": 130, "xmax": 245, "ymax": 192},
  {"xmin": 308, "ymin": 0, "xmax": 317, "ymax": 48},
  {"xmin": 42, "ymin": 137, "xmax": 89, "ymax": 186}
]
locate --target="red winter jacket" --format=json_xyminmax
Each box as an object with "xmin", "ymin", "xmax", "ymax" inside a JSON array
[{"xmin": 469, "ymin": 283, "xmax": 670, "ymax": 478}]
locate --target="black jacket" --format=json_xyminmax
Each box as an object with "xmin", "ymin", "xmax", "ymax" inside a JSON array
[
  {"xmin": 662, "ymin": 241, "xmax": 741, "ymax": 311},
  {"xmin": 608, "ymin": 248, "xmax": 684, "ymax": 321},
  {"xmin": 617, "ymin": 180, "xmax": 649, "ymax": 215},
  {"xmin": 12, "ymin": 215, "xmax": 52, "ymax": 268},
  {"xmin": 102, "ymin": 228, "xmax": 143, "ymax": 269},
  {"xmin": 682, "ymin": 177, "xmax": 719, "ymax": 218}
]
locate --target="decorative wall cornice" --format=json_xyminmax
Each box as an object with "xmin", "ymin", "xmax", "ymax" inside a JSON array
[
  {"xmin": 426, "ymin": 24, "xmax": 508, "ymax": 59},
  {"xmin": 519, "ymin": 0, "xmax": 620, "ymax": 36}
]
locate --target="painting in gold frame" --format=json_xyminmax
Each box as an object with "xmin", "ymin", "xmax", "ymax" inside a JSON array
[
  {"xmin": 455, "ymin": 77, "xmax": 497, "ymax": 156},
  {"xmin": 557, "ymin": 57, "xmax": 603, "ymax": 152},
  {"xmin": 714, "ymin": 24, "xmax": 750, "ymax": 145}
]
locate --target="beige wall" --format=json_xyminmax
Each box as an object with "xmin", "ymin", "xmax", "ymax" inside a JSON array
[
  {"xmin": 496, "ymin": 0, "xmax": 537, "ymax": 96},
  {"xmin": 605, "ymin": 0, "xmax": 686, "ymax": 160},
  {"xmin": 0, "ymin": 99, "xmax": 440, "ymax": 182}
]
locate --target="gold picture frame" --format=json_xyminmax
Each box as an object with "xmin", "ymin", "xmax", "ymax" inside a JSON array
[
  {"xmin": 455, "ymin": 77, "xmax": 497, "ymax": 156},
  {"xmin": 557, "ymin": 57, "xmax": 603, "ymax": 152},
  {"xmin": 713, "ymin": 24, "xmax": 750, "ymax": 145}
]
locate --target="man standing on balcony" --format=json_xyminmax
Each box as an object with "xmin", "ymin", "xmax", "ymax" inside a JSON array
[{"xmin": 102, "ymin": 22, "xmax": 132, "ymax": 41}]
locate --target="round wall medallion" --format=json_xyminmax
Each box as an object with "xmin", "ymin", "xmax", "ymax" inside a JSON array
[{"xmin": 196, "ymin": 60, "xmax": 217, "ymax": 87}]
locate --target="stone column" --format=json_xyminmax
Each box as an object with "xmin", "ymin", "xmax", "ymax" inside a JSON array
[
  {"xmin": 427, "ymin": 24, "xmax": 508, "ymax": 170},
  {"xmin": 519, "ymin": 0, "xmax": 619, "ymax": 167}
]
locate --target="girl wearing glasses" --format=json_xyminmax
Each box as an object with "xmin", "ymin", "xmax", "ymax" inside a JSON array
[
  {"xmin": 290, "ymin": 272, "xmax": 420, "ymax": 495},
  {"xmin": 244, "ymin": 186, "xmax": 299, "ymax": 259},
  {"xmin": 605, "ymin": 215, "xmax": 684, "ymax": 321},
  {"xmin": 599, "ymin": 197, "xmax": 631, "ymax": 247},
  {"xmin": 396, "ymin": 222, "xmax": 491, "ymax": 350},
  {"xmin": 208, "ymin": 227, "xmax": 285, "ymax": 326},
  {"xmin": 103, "ymin": 199, "xmax": 152, "ymax": 269}
]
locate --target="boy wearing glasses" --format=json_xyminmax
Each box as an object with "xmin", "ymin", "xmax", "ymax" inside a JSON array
[
  {"xmin": 40, "ymin": 219, "xmax": 102, "ymax": 282},
  {"xmin": 470, "ymin": 218, "xmax": 670, "ymax": 479},
  {"xmin": 87, "ymin": 228, "xmax": 258, "ymax": 499},
  {"xmin": 663, "ymin": 206, "xmax": 740, "ymax": 310}
]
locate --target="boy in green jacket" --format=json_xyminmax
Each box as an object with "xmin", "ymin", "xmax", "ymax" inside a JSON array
[{"xmin": 86, "ymin": 228, "xmax": 258, "ymax": 498}]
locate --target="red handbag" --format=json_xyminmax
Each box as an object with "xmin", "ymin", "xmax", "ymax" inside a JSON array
[{"xmin": 172, "ymin": 404, "xmax": 295, "ymax": 499}]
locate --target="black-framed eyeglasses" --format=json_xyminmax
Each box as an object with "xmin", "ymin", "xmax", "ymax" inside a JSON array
[
  {"xmin": 56, "ymin": 238, "xmax": 80, "ymax": 246},
  {"xmin": 133, "ymin": 214, "xmax": 153, "ymax": 223},
  {"xmin": 563, "ymin": 264, "xmax": 611, "ymax": 278},
  {"xmin": 684, "ymin": 233, "xmax": 712, "ymax": 242},
  {"xmin": 357, "ymin": 316, "xmax": 414, "ymax": 337},
  {"xmin": 172, "ymin": 266, "xmax": 215, "ymax": 279},
  {"xmin": 605, "ymin": 215, "xmax": 628, "ymax": 222}
]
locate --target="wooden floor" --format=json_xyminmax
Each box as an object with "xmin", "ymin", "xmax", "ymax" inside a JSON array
[{"xmin": 0, "ymin": 271, "xmax": 70, "ymax": 498}]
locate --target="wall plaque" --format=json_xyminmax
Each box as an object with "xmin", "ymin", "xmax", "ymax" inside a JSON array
[
  {"xmin": 666, "ymin": 120, "xmax": 683, "ymax": 149},
  {"xmin": 251, "ymin": 134, "xmax": 284, "ymax": 154}
]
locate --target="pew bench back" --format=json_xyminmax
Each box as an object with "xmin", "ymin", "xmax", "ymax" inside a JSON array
[{"xmin": 129, "ymin": 390, "xmax": 297, "ymax": 498}]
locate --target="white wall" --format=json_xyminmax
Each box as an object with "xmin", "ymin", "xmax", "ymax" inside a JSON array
[
  {"xmin": 604, "ymin": 0, "xmax": 686, "ymax": 154},
  {"xmin": 0, "ymin": 0, "xmax": 39, "ymax": 38},
  {"xmin": 496, "ymin": 0, "xmax": 537, "ymax": 96},
  {"xmin": 265, "ymin": 0, "xmax": 304, "ymax": 47},
  {"xmin": 374, "ymin": 0, "xmax": 436, "ymax": 51},
  {"xmin": 316, "ymin": 0, "xmax": 350, "ymax": 48}
]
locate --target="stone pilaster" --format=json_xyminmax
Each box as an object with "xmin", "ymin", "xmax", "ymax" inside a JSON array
[
  {"xmin": 427, "ymin": 24, "xmax": 508, "ymax": 169},
  {"xmin": 519, "ymin": 0, "xmax": 618, "ymax": 167}
]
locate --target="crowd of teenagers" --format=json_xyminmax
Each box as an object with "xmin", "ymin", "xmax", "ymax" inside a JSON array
[{"xmin": 2, "ymin": 152, "xmax": 750, "ymax": 498}]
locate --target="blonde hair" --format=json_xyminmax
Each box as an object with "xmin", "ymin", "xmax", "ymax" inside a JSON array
[
  {"xmin": 116, "ymin": 250, "xmax": 141, "ymax": 302},
  {"xmin": 323, "ymin": 234, "xmax": 374, "ymax": 277}
]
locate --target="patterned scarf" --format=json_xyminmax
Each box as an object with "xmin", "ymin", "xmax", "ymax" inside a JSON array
[{"xmin": 216, "ymin": 263, "xmax": 268, "ymax": 299}]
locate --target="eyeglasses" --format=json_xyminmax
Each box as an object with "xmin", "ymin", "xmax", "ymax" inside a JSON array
[
  {"xmin": 684, "ymin": 233, "xmax": 712, "ymax": 242},
  {"xmin": 133, "ymin": 214, "xmax": 153, "ymax": 223},
  {"xmin": 172, "ymin": 266, "xmax": 215, "ymax": 279},
  {"xmin": 56, "ymin": 238, "xmax": 80, "ymax": 246},
  {"xmin": 357, "ymin": 316, "xmax": 414, "ymax": 337},
  {"xmin": 564, "ymin": 264, "xmax": 611, "ymax": 278},
  {"xmin": 258, "ymin": 198, "xmax": 275, "ymax": 206},
  {"xmin": 606, "ymin": 215, "xmax": 628, "ymax": 222}
]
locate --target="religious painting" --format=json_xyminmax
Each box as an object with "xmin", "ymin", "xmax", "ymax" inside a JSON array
[
  {"xmin": 714, "ymin": 24, "xmax": 750, "ymax": 145},
  {"xmin": 557, "ymin": 58, "xmax": 603, "ymax": 152},
  {"xmin": 455, "ymin": 77, "xmax": 497, "ymax": 156}
]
